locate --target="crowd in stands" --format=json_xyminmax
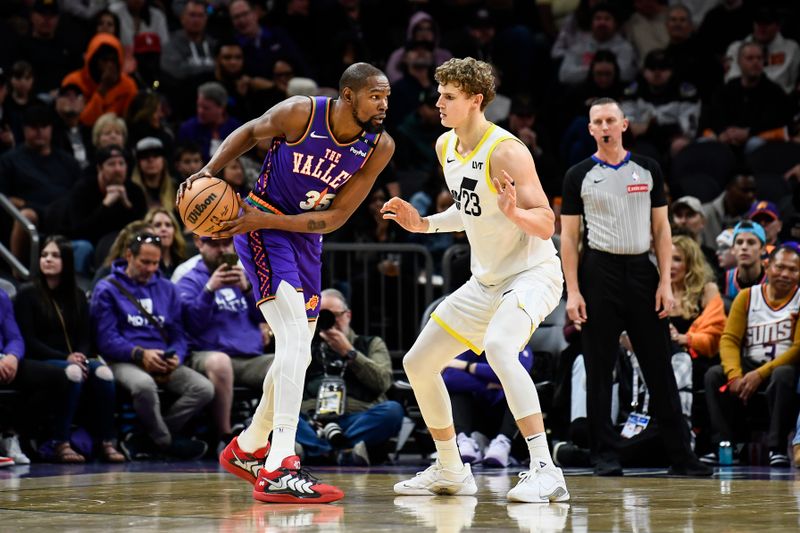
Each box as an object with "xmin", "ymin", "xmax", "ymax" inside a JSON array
[{"xmin": 1, "ymin": 0, "xmax": 800, "ymax": 471}]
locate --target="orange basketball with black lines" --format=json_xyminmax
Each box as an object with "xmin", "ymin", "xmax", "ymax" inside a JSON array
[{"xmin": 178, "ymin": 177, "xmax": 238, "ymax": 236}]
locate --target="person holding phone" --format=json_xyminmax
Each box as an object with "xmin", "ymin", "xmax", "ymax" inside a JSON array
[
  {"xmin": 91, "ymin": 231, "xmax": 214, "ymax": 461},
  {"xmin": 177, "ymin": 235, "xmax": 275, "ymax": 454}
]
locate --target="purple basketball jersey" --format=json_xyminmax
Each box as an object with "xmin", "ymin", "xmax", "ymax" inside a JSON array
[
  {"xmin": 247, "ymin": 96, "xmax": 381, "ymax": 225},
  {"xmin": 237, "ymin": 96, "xmax": 381, "ymax": 318}
]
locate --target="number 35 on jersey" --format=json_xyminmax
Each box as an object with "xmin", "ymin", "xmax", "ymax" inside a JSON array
[{"xmin": 299, "ymin": 189, "xmax": 336, "ymax": 211}]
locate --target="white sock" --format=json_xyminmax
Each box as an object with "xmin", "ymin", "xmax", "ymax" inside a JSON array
[
  {"xmin": 264, "ymin": 423, "xmax": 298, "ymax": 471},
  {"xmin": 526, "ymin": 432, "xmax": 553, "ymax": 469},
  {"xmin": 435, "ymin": 437, "xmax": 464, "ymax": 470}
]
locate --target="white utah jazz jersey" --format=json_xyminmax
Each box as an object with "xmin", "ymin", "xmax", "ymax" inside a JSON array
[
  {"xmin": 744, "ymin": 284, "xmax": 800, "ymax": 364},
  {"xmin": 440, "ymin": 124, "xmax": 557, "ymax": 286}
]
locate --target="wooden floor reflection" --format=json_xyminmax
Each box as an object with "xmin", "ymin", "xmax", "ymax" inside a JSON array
[{"xmin": 1, "ymin": 465, "xmax": 800, "ymax": 532}]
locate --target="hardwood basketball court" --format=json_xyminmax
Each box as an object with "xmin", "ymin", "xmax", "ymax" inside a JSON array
[{"xmin": 2, "ymin": 462, "xmax": 799, "ymax": 531}]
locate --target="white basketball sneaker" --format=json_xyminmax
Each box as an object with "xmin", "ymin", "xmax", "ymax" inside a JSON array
[
  {"xmin": 457, "ymin": 432, "xmax": 483, "ymax": 464},
  {"xmin": 507, "ymin": 465, "xmax": 570, "ymax": 503},
  {"xmin": 393, "ymin": 461, "xmax": 478, "ymax": 496}
]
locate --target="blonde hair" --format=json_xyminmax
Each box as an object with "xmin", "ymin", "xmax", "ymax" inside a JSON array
[
  {"xmin": 434, "ymin": 57, "xmax": 496, "ymax": 110},
  {"xmin": 143, "ymin": 207, "xmax": 187, "ymax": 263},
  {"xmin": 104, "ymin": 220, "xmax": 153, "ymax": 266},
  {"xmin": 92, "ymin": 112, "xmax": 128, "ymax": 146},
  {"xmin": 132, "ymin": 159, "xmax": 177, "ymax": 213},
  {"xmin": 673, "ymin": 235, "xmax": 713, "ymax": 319}
]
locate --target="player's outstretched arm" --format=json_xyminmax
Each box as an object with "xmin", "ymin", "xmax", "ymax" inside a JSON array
[
  {"xmin": 489, "ymin": 140, "xmax": 555, "ymax": 240},
  {"xmin": 176, "ymin": 97, "xmax": 312, "ymax": 203},
  {"xmin": 213, "ymin": 132, "xmax": 396, "ymax": 236}
]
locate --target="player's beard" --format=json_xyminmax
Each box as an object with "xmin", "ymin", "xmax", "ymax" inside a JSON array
[{"xmin": 353, "ymin": 108, "xmax": 384, "ymax": 134}]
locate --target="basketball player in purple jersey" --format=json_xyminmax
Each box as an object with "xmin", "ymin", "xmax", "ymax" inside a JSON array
[{"xmin": 177, "ymin": 63, "xmax": 394, "ymax": 503}]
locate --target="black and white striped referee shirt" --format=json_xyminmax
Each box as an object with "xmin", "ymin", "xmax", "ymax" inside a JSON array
[{"xmin": 561, "ymin": 152, "xmax": 667, "ymax": 255}]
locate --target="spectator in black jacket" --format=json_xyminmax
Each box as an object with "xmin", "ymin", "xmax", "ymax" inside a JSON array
[{"xmin": 13, "ymin": 236, "xmax": 124, "ymax": 462}]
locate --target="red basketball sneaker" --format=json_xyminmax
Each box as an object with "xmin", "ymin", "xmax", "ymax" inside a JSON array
[
  {"xmin": 253, "ymin": 455, "xmax": 344, "ymax": 504},
  {"xmin": 219, "ymin": 436, "xmax": 270, "ymax": 485}
]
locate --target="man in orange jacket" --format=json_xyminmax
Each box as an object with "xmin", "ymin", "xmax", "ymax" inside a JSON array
[{"xmin": 62, "ymin": 33, "xmax": 138, "ymax": 127}]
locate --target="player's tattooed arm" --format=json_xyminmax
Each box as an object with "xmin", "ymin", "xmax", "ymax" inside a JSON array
[{"xmin": 307, "ymin": 219, "xmax": 327, "ymax": 231}]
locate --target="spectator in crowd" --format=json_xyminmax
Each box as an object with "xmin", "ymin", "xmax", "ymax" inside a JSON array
[
  {"xmin": 143, "ymin": 207, "xmax": 186, "ymax": 279},
  {"xmin": 297, "ymin": 289, "xmax": 403, "ymax": 466},
  {"xmin": 704, "ymin": 244, "xmax": 800, "ymax": 467},
  {"xmin": 664, "ymin": 3, "xmax": 723, "ymax": 102},
  {"xmin": 724, "ymin": 8, "xmax": 800, "ymax": 95},
  {"xmin": 696, "ymin": 0, "xmax": 752, "ymax": 59},
  {"xmin": 385, "ymin": 12, "xmax": 452, "ymax": 84},
  {"xmin": 177, "ymin": 82, "xmax": 242, "ymax": 162},
  {"xmin": 93, "ymin": 8, "xmax": 120, "ymax": 38},
  {"xmin": 51, "ymin": 83, "xmax": 91, "ymax": 169},
  {"xmin": 558, "ymin": 4, "xmax": 637, "ymax": 87},
  {"xmin": 110, "ymin": 0, "xmax": 169, "ymax": 50},
  {"xmin": 125, "ymin": 91, "xmax": 173, "ymax": 154},
  {"xmin": 620, "ymin": 49, "xmax": 700, "ymax": 161},
  {"xmin": 0, "ymin": 69, "xmax": 14, "ymax": 154},
  {"xmin": 177, "ymin": 236, "xmax": 272, "ymax": 449},
  {"xmin": 228, "ymin": 0, "xmax": 306, "ymax": 80},
  {"xmin": 668, "ymin": 235, "xmax": 726, "ymax": 401},
  {"xmin": 55, "ymin": 144, "xmax": 147, "ymax": 248},
  {"xmin": 499, "ymin": 101, "xmax": 561, "ymax": 200},
  {"xmin": 61, "ymin": 33, "xmax": 138, "ymax": 127},
  {"xmin": 13, "ymin": 236, "xmax": 125, "ymax": 463},
  {"xmin": 716, "ymin": 228, "xmax": 737, "ymax": 273},
  {"xmin": 90, "ymin": 231, "xmax": 213, "ymax": 460},
  {"xmin": 173, "ymin": 142, "xmax": 204, "ymax": 181},
  {"xmin": 0, "ymin": 105, "xmax": 81, "ymax": 261},
  {"xmin": 393, "ymin": 87, "xmax": 444, "ymax": 174},
  {"xmin": 0, "ymin": 288, "xmax": 74, "ymax": 466},
  {"xmin": 623, "ymin": 0, "xmax": 669, "ymax": 64},
  {"xmin": 91, "ymin": 112, "xmax": 127, "ymax": 158},
  {"xmin": 387, "ymin": 43, "xmax": 435, "ymax": 133},
  {"xmin": 91, "ymin": 219, "xmax": 154, "ymax": 287},
  {"xmin": 672, "ymin": 196, "xmax": 721, "ymax": 280},
  {"xmin": 210, "ymin": 40, "xmax": 271, "ymax": 122},
  {"xmin": 130, "ymin": 32, "xmax": 162, "ymax": 91},
  {"xmin": 6, "ymin": 61, "xmax": 38, "ymax": 144},
  {"xmin": 444, "ymin": 348, "xmax": 534, "ymax": 468},
  {"xmin": 701, "ymin": 173, "xmax": 757, "ymax": 248},
  {"xmin": 160, "ymin": 0, "xmax": 217, "ymax": 83},
  {"xmin": 723, "ymin": 220, "xmax": 767, "ymax": 300},
  {"xmin": 61, "ymin": 0, "xmax": 111, "ymax": 21},
  {"xmin": 551, "ymin": 0, "xmax": 598, "ymax": 63},
  {"xmin": 746, "ymin": 201, "xmax": 782, "ymax": 249},
  {"xmin": 560, "ymin": 50, "xmax": 626, "ymax": 167},
  {"xmin": 268, "ymin": 0, "xmax": 318, "ymax": 72},
  {"xmin": 17, "ymin": 0, "xmax": 83, "ymax": 96},
  {"xmin": 131, "ymin": 136, "xmax": 176, "ymax": 211},
  {"xmin": 220, "ymin": 157, "xmax": 250, "ymax": 197},
  {"xmin": 703, "ymin": 42, "xmax": 794, "ymax": 150}
]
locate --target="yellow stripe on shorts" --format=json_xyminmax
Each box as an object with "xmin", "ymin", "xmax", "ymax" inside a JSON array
[{"xmin": 430, "ymin": 313, "xmax": 481, "ymax": 355}]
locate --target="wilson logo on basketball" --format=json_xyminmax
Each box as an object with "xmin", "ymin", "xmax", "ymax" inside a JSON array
[{"xmin": 187, "ymin": 193, "xmax": 218, "ymax": 223}]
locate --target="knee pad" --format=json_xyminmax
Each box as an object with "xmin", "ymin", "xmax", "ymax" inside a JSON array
[
  {"xmin": 65, "ymin": 364, "xmax": 84, "ymax": 383},
  {"xmin": 94, "ymin": 365, "xmax": 114, "ymax": 381}
]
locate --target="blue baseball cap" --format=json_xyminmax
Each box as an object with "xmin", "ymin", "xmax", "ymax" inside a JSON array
[{"xmin": 732, "ymin": 220, "xmax": 766, "ymax": 245}]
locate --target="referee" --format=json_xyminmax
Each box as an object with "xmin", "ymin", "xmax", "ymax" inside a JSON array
[{"xmin": 560, "ymin": 98, "xmax": 711, "ymax": 477}]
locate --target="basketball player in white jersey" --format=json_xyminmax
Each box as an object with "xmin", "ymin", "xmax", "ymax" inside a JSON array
[{"xmin": 381, "ymin": 57, "xmax": 568, "ymax": 503}]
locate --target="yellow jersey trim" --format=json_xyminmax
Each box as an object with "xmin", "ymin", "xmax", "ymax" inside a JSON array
[
  {"xmin": 484, "ymin": 137, "xmax": 524, "ymax": 194},
  {"xmin": 286, "ymin": 96, "xmax": 315, "ymax": 146},
  {"xmin": 454, "ymin": 124, "xmax": 496, "ymax": 163},
  {"xmin": 430, "ymin": 313, "xmax": 481, "ymax": 355},
  {"xmin": 441, "ymin": 132, "xmax": 451, "ymax": 166}
]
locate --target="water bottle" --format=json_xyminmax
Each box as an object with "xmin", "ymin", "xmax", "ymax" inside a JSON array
[{"xmin": 718, "ymin": 441, "xmax": 733, "ymax": 466}]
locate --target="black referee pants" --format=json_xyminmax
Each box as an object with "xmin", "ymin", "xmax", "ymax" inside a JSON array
[{"xmin": 580, "ymin": 249, "xmax": 694, "ymax": 467}]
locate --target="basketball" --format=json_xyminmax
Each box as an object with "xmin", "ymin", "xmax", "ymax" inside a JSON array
[{"xmin": 177, "ymin": 177, "xmax": 239, "ymax": 236}]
